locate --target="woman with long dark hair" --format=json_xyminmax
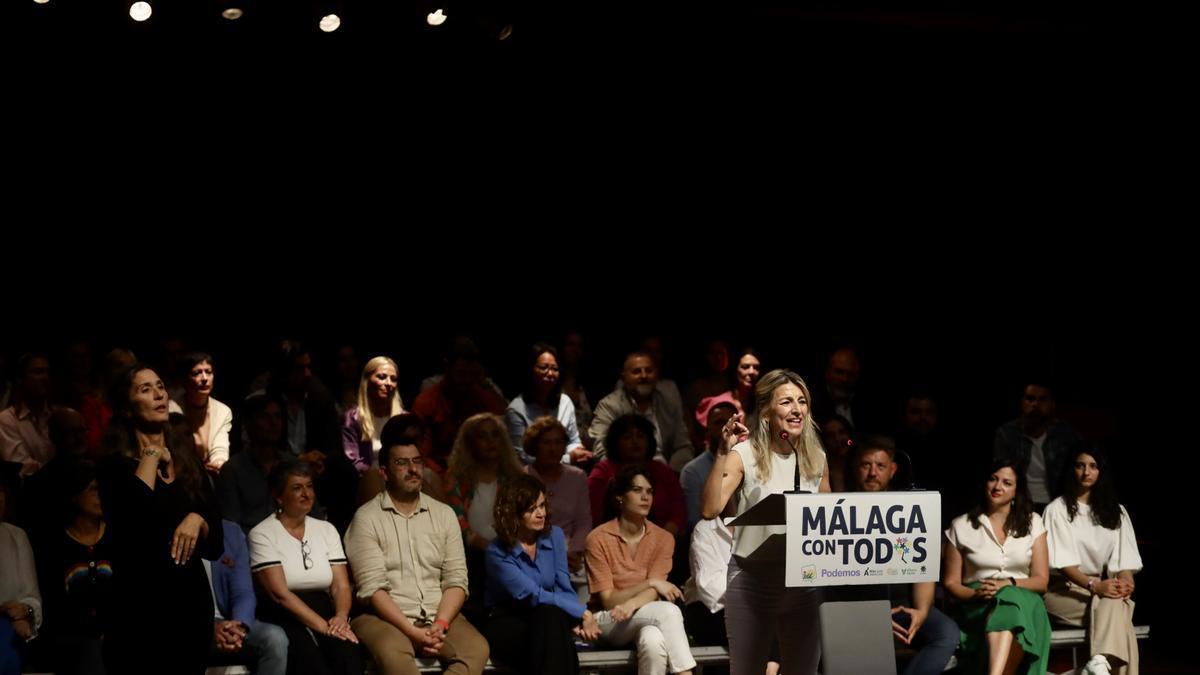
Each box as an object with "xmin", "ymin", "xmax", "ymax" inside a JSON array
[
  {"xmin": 505, "ymin": 343, "xmax": 590, "ymax": 465},
  {"xmin": 1044, "ymin": 445, "xmax": 1142, "ymax": 675},
  {"xmin": 731, "ymin": 348, "xmax": 762, "ymax": 414},
  {"xmin": 96, "ymin": 364, "xmax": 223, "ymax": 675},
  {"xmin": 943, "ymin": 457, "xmax": 1051, "ymax": 675}
]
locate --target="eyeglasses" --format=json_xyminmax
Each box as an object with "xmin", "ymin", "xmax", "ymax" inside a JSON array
[
  {"xmin": 390, "ymin": 456, "xmax": 424, "ymax": 468},
  {"xmin": 534, "ymin": 365, "xmax": 560, "ymax": 373},
  {"xmin": 301, "ymin": 540, "xmax": 313, "ymax": 570}
]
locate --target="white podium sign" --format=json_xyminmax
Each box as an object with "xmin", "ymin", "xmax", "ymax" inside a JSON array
[{"xmin": 785, "ymin": 492, "xmax": 941, "ymax": 587}]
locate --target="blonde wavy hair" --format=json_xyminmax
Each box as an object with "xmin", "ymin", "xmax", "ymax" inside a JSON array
[
  {"xmin": 448, "ymin": 413, "xmax": 526, "ymax": 488},
  {"xmin": 748, "ymin": 369, "xmax": 826, "ymax": 484}
]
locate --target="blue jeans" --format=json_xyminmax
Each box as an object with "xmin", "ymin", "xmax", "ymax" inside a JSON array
[
  {"xmin": 245, "ymin": 621, "xmax": 288, "ymax": 675},
  {"xmin": 903, "ymin": 606, "xmax": 959, "ymax": 675},
  {"xmin": 1, "ymin": 617, "xmax": 22, "ymax": 675}
]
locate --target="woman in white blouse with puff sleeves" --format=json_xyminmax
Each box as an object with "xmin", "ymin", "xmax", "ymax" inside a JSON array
[
  {"xmin": 943, "ymin": 458, "xmax": 1051, "ymax": 675},
  {"xmin": 1044, "ymin": 445, "xmax": 1142, "ymax": 675}
]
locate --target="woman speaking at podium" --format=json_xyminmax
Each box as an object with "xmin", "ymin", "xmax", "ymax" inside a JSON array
[{"xmin": 700, "ymin": 369, "xmax": 830, "ymax": 675}]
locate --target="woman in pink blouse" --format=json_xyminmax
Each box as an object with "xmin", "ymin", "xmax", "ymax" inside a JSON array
[{"xmin": 524, "ymin": 416, "xmax": 591, "ymax": 573}]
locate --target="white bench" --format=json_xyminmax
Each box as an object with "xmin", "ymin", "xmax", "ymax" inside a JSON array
[
  {"xmin": 203, "ymin": 646, "xmax": 733, "ymax": 675},
  {"xmin": 203, "ymin": 626, "xmax": 1150, "ymax": 674},
  {"xmin": 1052, "ymin": 625, "xmax": 1150, "ymax": 672},
  {"xmin": 412, "ymin": 645, "xmax": 731, "ymax": 673}
]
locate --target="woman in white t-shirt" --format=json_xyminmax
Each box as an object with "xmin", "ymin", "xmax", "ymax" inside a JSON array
[
  {"xmin": 444, "ymin": 413, "xmax": 527, "ymax": 614},
  {"xmin": 943, "ymin": 458, "xmax": 1051, "ymax": 675},
  {"xmin": 1044, "ymin": 445, "xmax": 1142, "ymax": 675},
  {"xmin": 249, "ymin": 460, "xmax": 363, "ymax": 675},
  {"xmin": 700, "ymin": 369, "xmax": 829, "ymax": 675}
]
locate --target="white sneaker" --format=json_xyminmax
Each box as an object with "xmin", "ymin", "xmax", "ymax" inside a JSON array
[{"xmin": 1083, "ymin": 654, "xmax": 1112, "ymax": 675}]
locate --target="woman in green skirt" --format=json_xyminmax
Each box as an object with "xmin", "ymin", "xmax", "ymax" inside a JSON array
[{"xmin": 943, "ymin": 458, "xmax": 1051, "ymax": 675}]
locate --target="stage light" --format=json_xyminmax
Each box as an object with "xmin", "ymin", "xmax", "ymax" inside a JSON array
[
  {"xmin": 318, "ymin": 13, "xmax": 340, "ymax": 31},
  {"xmin": 129, "ymin": 1, "xmax": 152, "ymax": 21}
]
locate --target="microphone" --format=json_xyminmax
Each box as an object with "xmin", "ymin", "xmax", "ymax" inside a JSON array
[
  {"xmin": 779, "ymin": 430, "xmax": 804, "ymax": 493},
  {"xmin": 896, "ymin": 446, "xmax": 918, "ymax": 490}
]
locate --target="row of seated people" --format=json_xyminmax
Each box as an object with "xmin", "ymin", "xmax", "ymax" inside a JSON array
[
  {"xmin": 682, "ymin": 402, "xmax": 1140, "ymax": 675},
  {"xmin": 0, "ymin": 425, "xmax": 689, "ymax": 675},
  {"xmin": 3, "ymin": 338, "xmax": 1085, "ymax": 544},
  {"xmin": 0, "ymin": 437, "xmax": 1141, "ymax": 675},
  {"xmin": 5, "ymin": 336, "xmax": 1046, "ymax": 511},
  {"xmin": 2, "ymin": 363, "xmax": 1139, "ymax": 675},
  {"xmin": 0, "ymin": 337, "xmax": 707, "ymax": 480},
  {"xmin": 3, "ymin": 338, "xmax": 1075, "ymax": 549}
]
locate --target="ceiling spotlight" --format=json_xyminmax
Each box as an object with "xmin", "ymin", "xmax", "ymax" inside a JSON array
[
  {"xmin": 426, "ymin": 8, "xmax": 446, "ymax": 25},
  {"xmin": 318, "ymin": 13, "xmax": 340, "ymax": 31},
  {"xmin": 129, "ymin": 1, "xmax": 152, "ymax": 21},
  {"xmin": 222, "ymin": 7, "xmax": 243, "ymax": 19},
  {"xmin": 33, "ymin": 0, "xmax": 51, "ymax": 5},
  {"xmin": 313, "ymin": 1, "xmax": 345, "ymax": 33}
]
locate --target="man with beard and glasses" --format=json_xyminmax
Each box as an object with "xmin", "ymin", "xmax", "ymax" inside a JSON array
[{"xmin": 343, "ymin": 417, "xmax": 488, "ymax": 675}]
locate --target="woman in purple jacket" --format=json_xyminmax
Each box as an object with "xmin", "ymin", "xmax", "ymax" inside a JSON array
[{"xmin": 341, "ymin": 356, "xmax": 405, "ymax": 475}]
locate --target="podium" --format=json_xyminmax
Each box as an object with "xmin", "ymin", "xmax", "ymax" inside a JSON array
[{"xmin": 727, "ymin": 491, "xmax": 942, "ymax": 675}]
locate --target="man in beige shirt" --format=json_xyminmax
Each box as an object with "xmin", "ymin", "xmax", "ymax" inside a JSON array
[{"xmin": 344, "ymin": 418, "xmax": 488, "ymax": 675}]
